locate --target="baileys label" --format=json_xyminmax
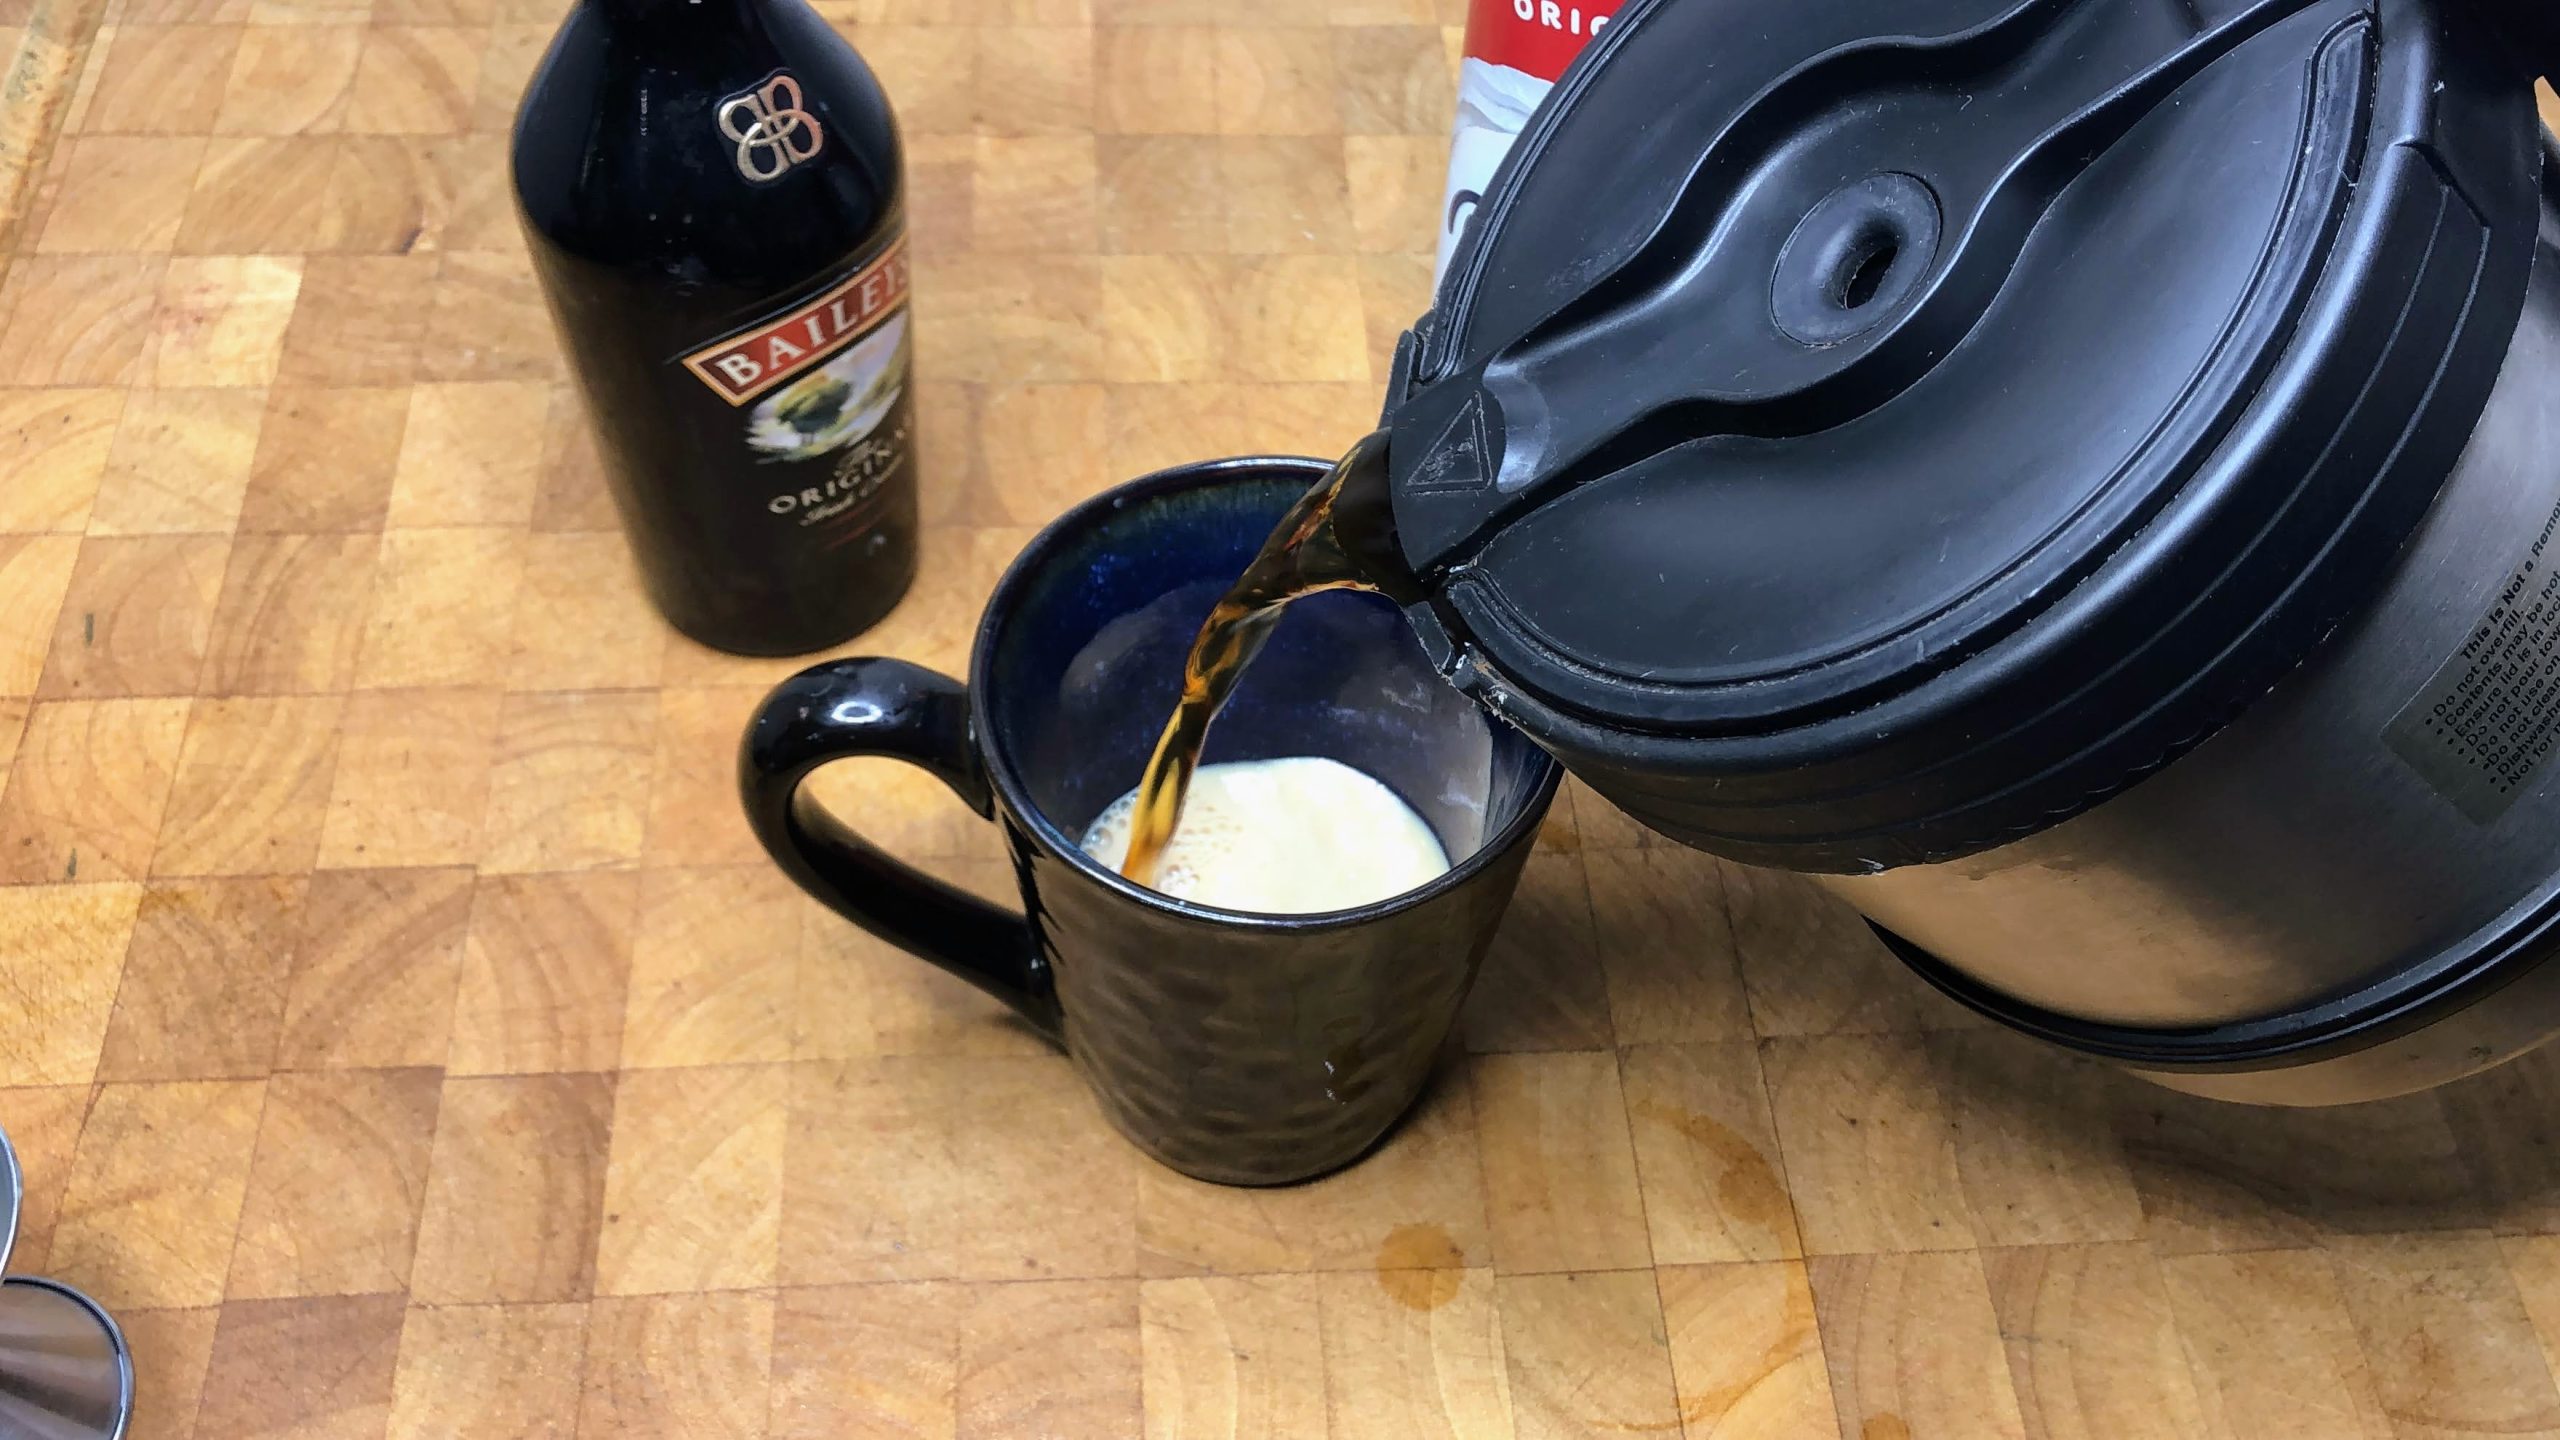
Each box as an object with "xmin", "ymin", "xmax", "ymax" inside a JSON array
[
  {"xmin": 680, "ymin": 238, "xmax": 910, "ymax": 405},
  {"xmin": 675, "ymin": 232, "xmax": 914, "ymax": 538}
]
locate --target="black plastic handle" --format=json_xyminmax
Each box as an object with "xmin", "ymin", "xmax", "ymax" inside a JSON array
[{"xmin": 739, "ymin": 657, "xmax": 1063, "ymax": 1042}]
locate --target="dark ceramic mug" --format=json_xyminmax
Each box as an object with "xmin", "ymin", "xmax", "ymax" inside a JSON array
[{"xmin": 740, "ymin": 456, "xmax": 1560, "ymax": 1185}]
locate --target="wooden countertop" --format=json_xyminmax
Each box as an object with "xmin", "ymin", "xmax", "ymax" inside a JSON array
[{"xmin": 0, "ymin": 4, "xmax": 2557, "ymax": 1433}]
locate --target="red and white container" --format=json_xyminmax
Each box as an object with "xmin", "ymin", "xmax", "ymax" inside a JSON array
[{"xmin": 1435, "ymin": 0, "xmax": 1615, "ymax": 279}]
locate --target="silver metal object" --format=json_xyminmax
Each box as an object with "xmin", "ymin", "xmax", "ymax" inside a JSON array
[
  {"xmin": 1826, "ymin": 216, "xmax": 2560, "ymax": 1104},
  {"xmin": 0, "ymin": 1122, "xmax": 20, "ymax": 1276},
  {"xmin": 0, "ymin": 1280, "xmax": 133, "ymax": 1440},
  {"xmin": 0, "ymin": 1127, "xmax": 135, "ymax": 1440}
]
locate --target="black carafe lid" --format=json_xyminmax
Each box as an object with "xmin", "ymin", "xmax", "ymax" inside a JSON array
[{"xmin": 1377, "ymin": 0, "xmax": 2555, "ymax": 872}]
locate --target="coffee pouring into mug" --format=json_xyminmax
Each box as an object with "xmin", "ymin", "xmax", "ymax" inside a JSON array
[
  {"xmin": 742, "ymin": 459, "xmax": 1561, "ymax": 1186},
  {"xmin": 751, "ymin": 0, "xmax": 2560, "ymax": 1183}
]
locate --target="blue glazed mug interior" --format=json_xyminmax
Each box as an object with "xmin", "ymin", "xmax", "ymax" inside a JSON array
[{"xmin": 976, "ymin": 456, "xmax": 1555, "ymax": 908}]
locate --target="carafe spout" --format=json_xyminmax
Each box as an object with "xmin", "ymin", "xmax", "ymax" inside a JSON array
[{"xmin": 1318, "ymin": 428, "xmax": 1426, "ymax": 607}]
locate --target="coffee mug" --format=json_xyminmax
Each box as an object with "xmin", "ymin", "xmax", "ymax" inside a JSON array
[{"xmin": 740, "ymin": 456, "xmax": 1561, "ymax": 1185}]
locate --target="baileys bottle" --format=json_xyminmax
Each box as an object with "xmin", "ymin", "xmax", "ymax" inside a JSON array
[{"xmin": 514, "ymin": 0, "xmax": 916, "ymax": 655}]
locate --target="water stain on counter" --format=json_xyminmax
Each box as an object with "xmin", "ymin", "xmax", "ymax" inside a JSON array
[{"xmin": 1373, "ymin": 1222, "xmax": 1466, "ymax": 1310}]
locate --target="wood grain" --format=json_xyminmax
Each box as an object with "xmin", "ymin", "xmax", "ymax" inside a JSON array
[
  {"xmin": 0, "ymin": 390, "xmax": 122, "ymax": 534},
  {"xmin": 1, "ymin": 10, "xmax": 2553, "ymax": 1436},
  {"xmin": 274, "ymin": 865, "xmax": 473, "ymax": 1067},
  {"xmin": 1983, "ymin": 1242, "xmax": 2210, "ymax": 1440},
  {"xmin": 0, "ymin": 695, "xmax": 189, "ymax": 882},
  {"xmin": 49, "ymin": 1077, "xmax": 265, "ymax": 1308},
  {"xmin": 768, "ymin": 1282, "xmax": 964, "ymax": 1440},
  {"xmin": 1808, "ymin": 1249, "xmax": 2027, "ymax": 1440},
  {"xmin": 2328, "ymin": 1231, "xmax": 2560, "ymax": 1439},
  {"xmin": 0, "ymin": 879, "xmax": 143, "ymax": 1085},
  {"xmin": 1620, "ymin": 1042, "xmax": 1801, "ymax": 1266},
  {"xmin": 89, "ymin": 386, "xmax": 262, "ymax": 533},
  {"xmin": 36, "ymin": 535, "xmax": 226, "ymax": 697},
  {"xmin": 449, "ymin": 868, "xmax": 636, "ymax": 1074},
  {"xmin": 1473, "ymin": 1051, "xmax": 1652, "ymax": 1275},
  {"xmin": 956, "ymin": 1279, "xmax": 1142, "ymax": 1439},
  {"xmin": 592, "ymin": 1062, "xmax": 788, "ymax": 1295},
  {"xmin": 386, "ymin": 1302, "xmax": 589, "ymax": 1440},
  {"xmin": 409, "ymin": 1072, "xmax": 611, "ymax": 1305},
  {"xmin": 1585, "ymin": 847, "xmax": 1753, "ymax": 1046},
  {"xmin": 578, "ymin": 1290, "xmax": 776, "ymax": 1440},
  {"xmin": 782, "ymin": 1053, "xmax": 1137, "ymax": 1285},
  {"xmin": 1658, "ymin": 1261, "xmax": 1838, "ymax": 1440},
  {"xmin": 1140, "ymin": 1273, "xmax": 1327, "ymax": 1440},
  {"xmin": 1319, "ymin": 1265, "xmax": 1511, "ymax": 1440},
  {"xmin": 1764, "ymin": 1034, "xmax": 1979, "ymax": 1257},
  {"xmin": 1496, "ymin": 1270, "xmax": 1681, "ymax": 1439},
  {"xmin": 2158, "ymin": 1249, "xmax": 2393, "ymax": 1440},
  {"xmin": 93, "ymin": 871, "xmax": 302, "ymax": 1071},
  {"xmin": 226, "ymin": 1066, "xmax": 442, "ymax": 1299},
  {"xmin": 118, "ymin": 1306, "xmax": 222, "ymax": 1440},
  {"xmin": 194, "ymin": 1293, "xmax": 408, "ymax": 1440},
  {"xmin": 152, "ymin": 693, "xmax": 342, "ymax": 876},
  {"xmin": 1928, "ymin": 1029, "xmax": 2145, "ymax": 1250}
]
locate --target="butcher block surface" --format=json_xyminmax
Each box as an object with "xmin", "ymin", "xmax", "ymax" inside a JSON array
[{"xmin": 1, "ymin": 7, "xmax": 2559, "ymax": 1435}]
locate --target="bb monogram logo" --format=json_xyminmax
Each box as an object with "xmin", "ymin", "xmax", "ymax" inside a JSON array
[{"xmin": 717, "ymin": 72, "xmax": 824, "ymax": 182}]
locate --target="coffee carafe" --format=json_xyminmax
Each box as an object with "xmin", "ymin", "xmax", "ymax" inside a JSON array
[{"xmin": 1340, "ymin": 0, "xmax": 2560, "ymax": 1104}]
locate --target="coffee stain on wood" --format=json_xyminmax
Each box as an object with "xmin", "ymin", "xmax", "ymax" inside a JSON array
[
  {"xmin": 1632, "ymin": 1097, "xmax": 1792, "ymax": 1230},
  {"xmin": 1861, "ymin": 1412, "xmax": 1913, "ymax": 1440},
  {"xmin": 1668, "ymin": 1291, "xmax": 1825, "ymax": 1430},
  {"xmin": 1374, "ymin": 1222, "xmax": 1466, "ymax": 1310}
]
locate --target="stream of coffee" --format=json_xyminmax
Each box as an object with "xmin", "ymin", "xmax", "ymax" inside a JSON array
[{"xmin": 1119, "ymin": 432, "xmax": 1398, "ymax": 888}]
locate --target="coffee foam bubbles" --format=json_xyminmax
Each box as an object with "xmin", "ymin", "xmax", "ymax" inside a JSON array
[{"xmin": 1080, "ymin": 756, "xmax": 1451, "ymax": 915}]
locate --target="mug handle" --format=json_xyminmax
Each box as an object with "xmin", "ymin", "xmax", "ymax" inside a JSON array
[{"xmin": 739, "ymin": 657, "xmax": 1064, "ymax": 1043}]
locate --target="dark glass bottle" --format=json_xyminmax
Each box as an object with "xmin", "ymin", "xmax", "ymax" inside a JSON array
[{"xmin": 513, "ymin": 0, "xmax": 916, "ymax": 655}]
